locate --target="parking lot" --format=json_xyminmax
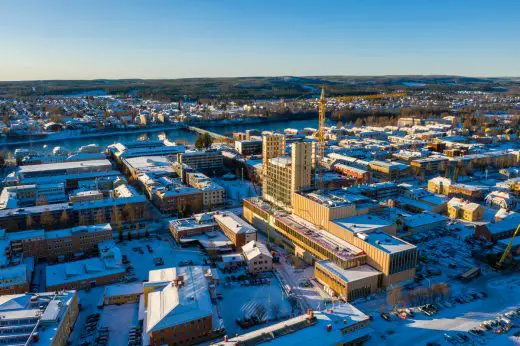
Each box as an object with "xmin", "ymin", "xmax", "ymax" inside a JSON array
[
  {"xmin": 359, "ymin": 271, "xmax": 520, "ymax": 346},
  {"xmin": 118, "ymin": 234, "xmax": 206, "ymax": 281},
  {"xmin": 216, "ymin": 270, "xmax": 294, "ymax": 336}
]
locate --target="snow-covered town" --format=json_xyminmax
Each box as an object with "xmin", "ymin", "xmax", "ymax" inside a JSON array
[{"xmin": 0, "ymin": 86, "xmax": 519, "ymax": 346}]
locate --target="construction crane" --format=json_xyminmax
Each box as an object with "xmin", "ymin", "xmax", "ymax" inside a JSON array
[
  {"xmin": 496, "ymin": 224, "xmax": 520, "ymax": 268},
  {"xmin": 317, "ymin": 87, "xmax": 326, "ymax": 191}
]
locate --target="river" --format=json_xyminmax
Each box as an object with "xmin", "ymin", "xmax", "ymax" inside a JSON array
[{"xmin": 1, "ymin": 117, "xmax": 325, "ymax": 152}]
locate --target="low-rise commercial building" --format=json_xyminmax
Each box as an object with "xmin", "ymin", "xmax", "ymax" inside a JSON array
[
  {"xmin": 428, "ymin": 176, "xmax": 483, "ymax": 200},
  {"xmin": 332, "ymin": 163, "xmax": 371, "ymax": 184},
  {"xmin": 368, "ymin": 160, "xmax": 409, "ymax": 181},
  {"xmin": 45, "ymin": 244, "xmax": 125, "ymax": 291},
  {"xmin": 169, "ymin": 213, "xmax": 218, "ymax": 242},
  {"xmin": 398, "ymin": 212, "xmax": 447, "ymax": 235},
  {"xmin": 4, "ymin": 159, "xmax": 120, "ymax": 191},
  {"xmin": 104, "ymin": 283, "xmax": 144, "ymax": 305},
  {"xmin": 242, "ymin": 240, "xmax": 272, "ymax": 273},
  {"xmin": 315, "ymin": 261, "xmax": 382, "ymax": 301},
  {"xmin": 214, "ymin": 211, "xmax": 257, "ymax": 248},
  {"xmin": 107, "ymin": 140, "xmax": 185, "ymax": 163},
  {"xmin": 0, "ymin": 264, "xmax": 30, "ymax": 295}
]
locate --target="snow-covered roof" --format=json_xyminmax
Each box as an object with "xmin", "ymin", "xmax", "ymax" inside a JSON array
[
  {"xmin": 242, "ymin": 240, "xmax": 272, "ymax": 261},
  {"xmin": 333, "ymin": 215, "xmax": 394, "ymax": 234},
  {"xmin": 146, "ymin": 266, "xmax": 213, "ymax": 333},
  {"xmin": 401, "ymin": 212, "xmax": 447, "ymax": 228},
  {"xmin": 0, "ymin": 264, "xmax": 28, "ymax": 288},
  {"xmin": 317, "ymin": 261, "xmax": 381, "ymax": 284},
  {"xmin": 214, "ymin": 211, "xmax": 256, "ymax": 235},
  {"xmin": 46, "ymin": 256, "xmax": 124, "ymax": 288},
  {"xmin": 486, "ymin": 213, "xmax": 520, "ymax": 235},
  {"xmin": 18, "ymin": 159, "xmax": 111, "ymax": 175},
  {"xmin": 105, "ymin": 283, "xmax": 143, "ymax": 298},
  {"xmin": 0, "ymin": 290, "xmax": 77, "ymax": 346}
]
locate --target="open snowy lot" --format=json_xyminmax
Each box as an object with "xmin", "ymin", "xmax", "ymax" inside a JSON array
[
  {"xmin": 216, "ymin": 272, "xmax": 294, "ymax": 337},
  {"xmin": 358, "ymin": 272, "xmax": 520, "ymax": 346}
]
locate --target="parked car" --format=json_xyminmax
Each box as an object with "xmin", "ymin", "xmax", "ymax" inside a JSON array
[{"xmin": 380, "ymin": 312, "xmax": 391, "ymax": 321}]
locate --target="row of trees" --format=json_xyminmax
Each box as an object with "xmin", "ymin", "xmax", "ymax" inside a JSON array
[
  {"xmin": 19, "ymin": 203, "xmax": 144, "ymax": 232},
  {"xmin": 386, "ymin": 283, "xmax": 450, "ymax": 310},
  {"xmin": 194, "ymin": 132, "xmax": 214, "ymax": 150},
  {"xmin": 117, "ymin": 223, "xmax": 150, "ymax": 242}
]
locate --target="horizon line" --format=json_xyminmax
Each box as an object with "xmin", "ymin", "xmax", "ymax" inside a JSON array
[{"xmin": 1, "ymin": 74, "xmax": 520, "ymax": 83}]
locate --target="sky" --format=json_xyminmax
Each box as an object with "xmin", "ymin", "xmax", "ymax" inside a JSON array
[{"xmin": 1, "ymin": 0, "xmax": 519, "ymax": 81}]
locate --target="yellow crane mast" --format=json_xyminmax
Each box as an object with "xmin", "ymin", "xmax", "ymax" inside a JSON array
[
  {"xmin": 317, "ymin": 87, "xmax": 326, "ymax": 191},
  {"xmin": 497, "ymin": 224, "xmax": 520, "ymax": 268}
]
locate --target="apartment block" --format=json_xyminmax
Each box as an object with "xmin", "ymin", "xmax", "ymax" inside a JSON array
[
  {"xmin": 447, "ymin": 198, "xmax": 484, "ymax": 222},
  {"xmin": 0, "ymin": 291, "xmax": 78, "ymax": 346},
  {"xmin": 263, "ymin": 142, "xmax": 314, "ymax": 210},
  {"xmin": 177, "ymin": 150, "xmax": 224, "ymax": 176}
]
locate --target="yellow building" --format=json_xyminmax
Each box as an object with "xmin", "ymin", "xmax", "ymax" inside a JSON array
[
  {"xmin": 447, "ymin": 198, "xmax": 484, "ymax": 222},
  {"xmin": 368, "ymin": 160, "xmax": 410, "ymax": 181},
  {"xmin": 428, "ymin": 176, "xmax": 482, "ymax": 199},
  {"xmin": 104, "ymin": 283, "xmax": 144, "ymax": 305},
  {"xmin": 410, "ymin": 157, "xmax": 450, "ymax": 177},
  {"xmin": 314, "ymin": 261, "xmax": 382, "ymax": 301},
  {"xmin": 243, "ymin": 197, "xmax": 416, "ymax": 288},
  {"xmin": 326, "ymin": 218, "xmax": 415, "ymax": 287},
  {"xmin": 427, "ymin": 176, "xmax": 451, "ymax": 195},
  {"xmin": 291, "ymin": 191, "xmax": 357, "ymax": 229},
  {"xmin": 262, "ymin": 142, "xmax": 314, "ymax": 210}
]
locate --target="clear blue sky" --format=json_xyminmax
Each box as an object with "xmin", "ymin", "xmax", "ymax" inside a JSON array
[{"xmin": 1, "ymin": 0, "xmax": 519, "ymax": 80}]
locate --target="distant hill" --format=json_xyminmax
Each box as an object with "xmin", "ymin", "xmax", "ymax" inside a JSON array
[{"xmin": 1, "ymin": 75, "xmax": 519, "ymax": 100}]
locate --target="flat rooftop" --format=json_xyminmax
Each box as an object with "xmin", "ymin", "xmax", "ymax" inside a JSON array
[
  {"xmin": 275, "ymin": 212, "xmax": 364, "ymax": 261},
  {"xmin": 317, "ymin": 261, "xmax": 381, "ymax": 284},
  {"xmin": 301, "ymin": 189, "xmax": 371, "ymax": 208},
  {"xmin": 333, "ymin": 215, "xmax": 394, "ymax": 234},
  {"xmin": 18, "ymin": 159, "xmax": 111, "ymax": 173},
  {"xmin": 105, "ymin": 283, "xmax": 143, "ymax": 298},
  {"xmin": 354, "ymin": 229, "xmax": 416, "ymax": 254},
  {"xmin": 46, "ymin": 257, "xmax": 124, "ymax": 289},
  {"xmin": 123, "ymin": 155, "xmax": 174, "ymax": 173},
  {"xmin": 169, "ymin": 215, "xmax": 217, "ymax": 232},
  {"xmin": 0, "ymin": 291, "xmax": 77, "ymax": 346},
  {"xmin": 214, "ymin": 211, "xmax": 256, "ymax": 235}
]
